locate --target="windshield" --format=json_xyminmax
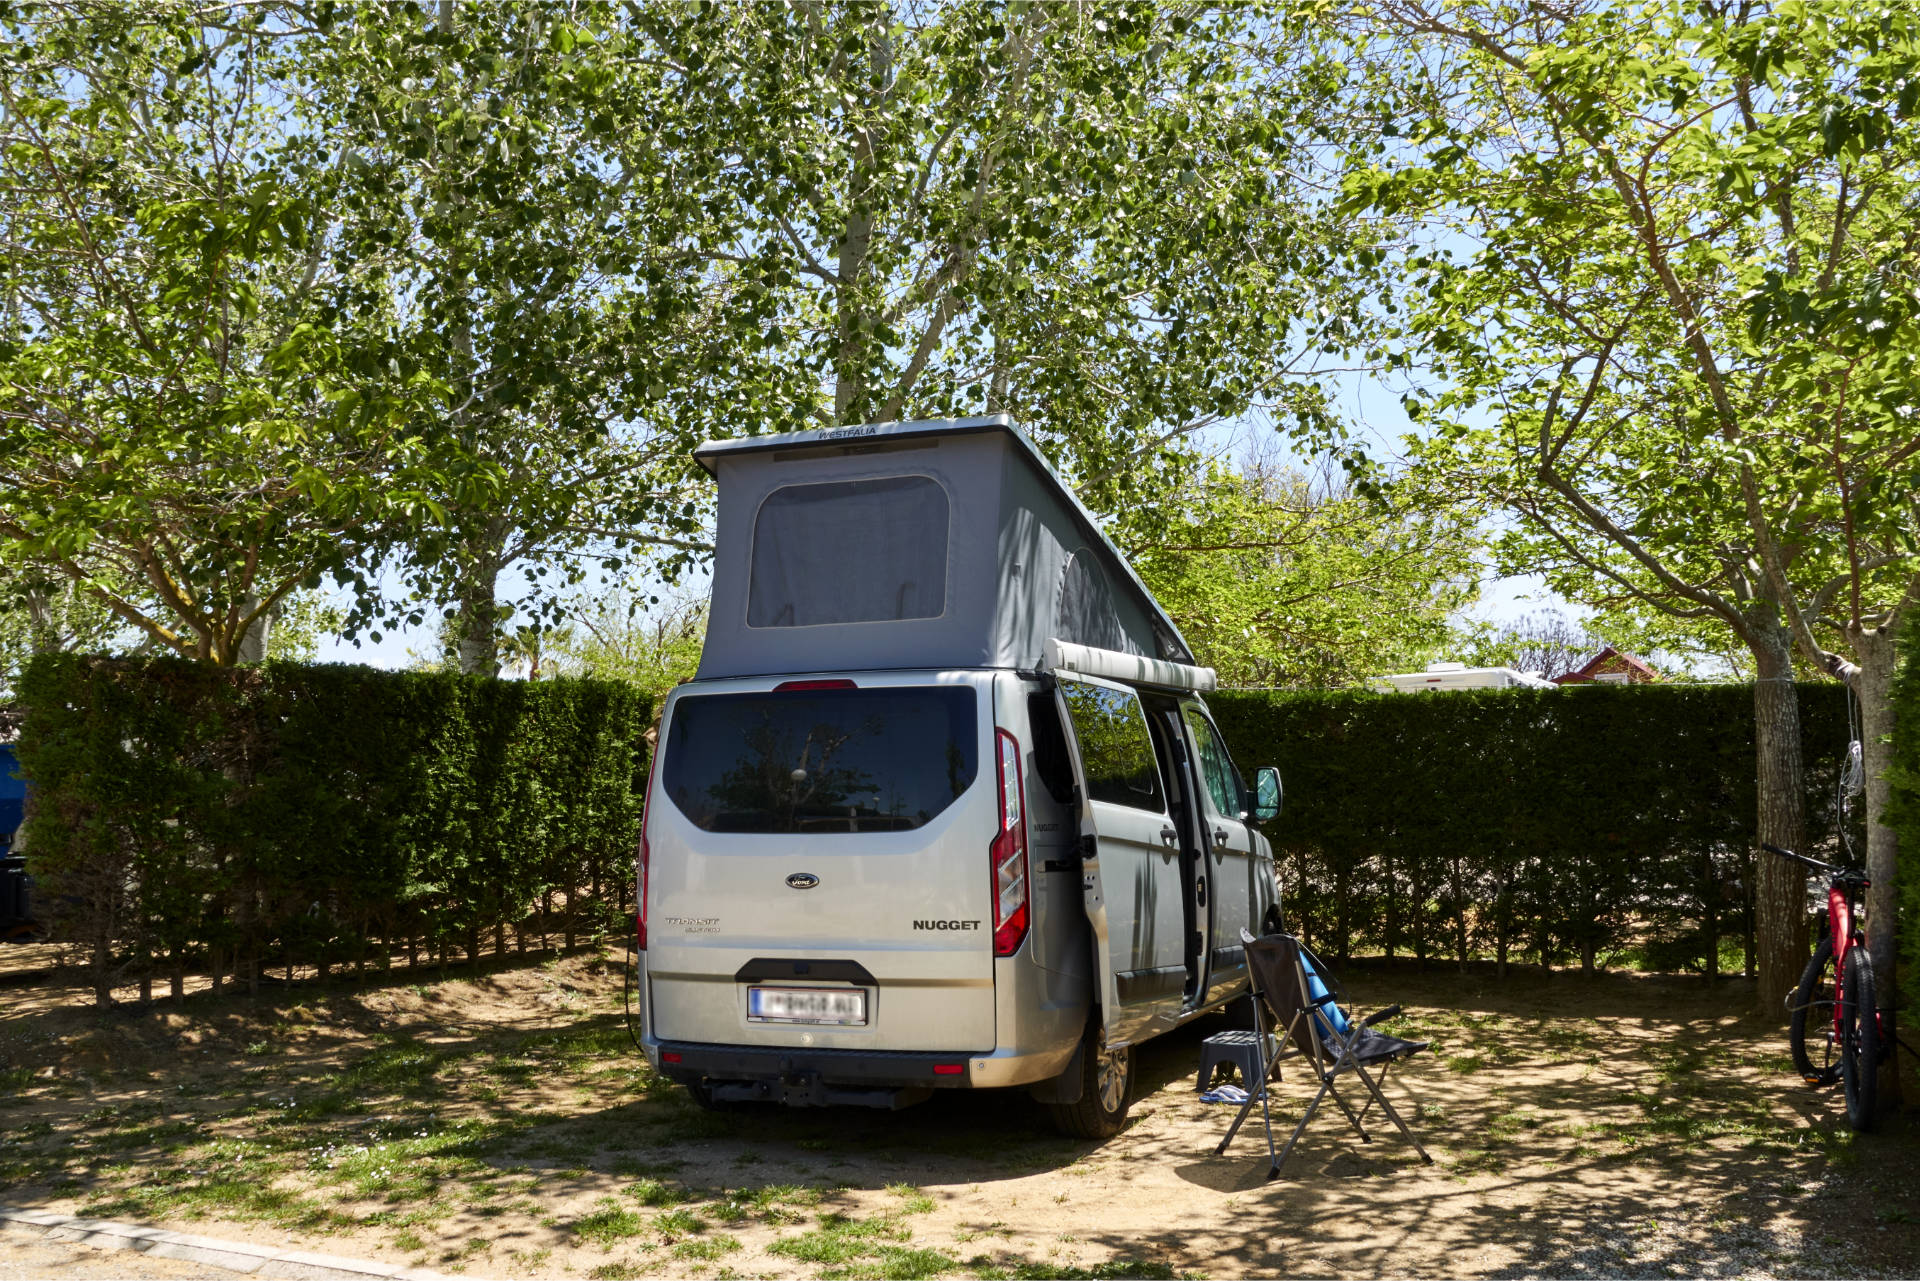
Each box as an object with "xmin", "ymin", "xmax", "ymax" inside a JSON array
[{"xmin": 663, "ymin": 686, "xmax": 978, "ymax": 833}]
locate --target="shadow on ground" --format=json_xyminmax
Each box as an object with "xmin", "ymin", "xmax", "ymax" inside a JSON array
[{"xmin": 2, "ymin": 948, "xmax": 1917, "ymax": 1278}]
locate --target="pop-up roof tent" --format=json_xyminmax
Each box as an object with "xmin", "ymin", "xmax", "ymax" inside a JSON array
[{"xmin": 692, "ymin": 415, "xmax": 1202, "ymax": 682}]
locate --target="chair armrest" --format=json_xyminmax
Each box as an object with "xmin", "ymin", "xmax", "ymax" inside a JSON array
[{"xmin": 1361, "ymin": 1004, "xmax": 1402, "ymax": 1027}]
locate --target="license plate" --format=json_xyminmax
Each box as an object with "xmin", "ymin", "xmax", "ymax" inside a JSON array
[{"xmin": 748, "ymin": 986, "xmax": 868, "ymax": 1025}]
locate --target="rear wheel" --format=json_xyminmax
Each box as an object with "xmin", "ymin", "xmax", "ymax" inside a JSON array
[
  {"xmin": 1045, "ymin": 1024, "xmax": 1133, "ymax": 1140},
  {"xmin": 1788, "ymin": 937, "xmax": 1839, "ymax": 1086},
  {"xmin": 1840, "ymin": 945, "xmax": 1879, "ymax": 1132}
]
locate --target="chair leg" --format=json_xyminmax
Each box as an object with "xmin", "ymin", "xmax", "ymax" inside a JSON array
[
  {"xmin": 1324, "ymin": 1079, "xmax": 1371, "ymax": 1142},
  {"xmin": 1353, "ymin": 1061, "xmax": 1433, "ymax": 1165},
  {"xmin": 1270, "ymin": 1076, "xmax": 1333, "ymax": 1178},
  {"xmin": 1249, "ymin": 1002, "xmax": 1279, "ymax": 1172},
  {"xmin": 1215, "ymin": 1086, "xmax": 1263, "ymax": 1156}
]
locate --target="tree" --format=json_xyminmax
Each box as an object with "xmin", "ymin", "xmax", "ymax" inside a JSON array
[
  {"xmin": 548, "ymin": 585, "xmax": 706, "ymax": 706},
  {"xmin": 0, "ymin": 5, "xmax": 461, "ymax": 665},
  {"xmin": 301, "ymin": 3, "xmax": 738, "ymax": 675},
  {"xmin": 645, "ymin": 0, "xmax": 1379, "ymax": 525},
  {"xmin": 1462, "ymin": 610, "xmax": 1605, "ymax": 683},
  {"xmin": 0, "ymin": 571, "xmax": 127, "ymax": 703},
  {"xmin": 1128, "ymin": 449, "xmax": 1482, "ymax": 687},
  {"xmin": 1345, "ymin": 1, "xmax": 1920, "ymax": 1012}
]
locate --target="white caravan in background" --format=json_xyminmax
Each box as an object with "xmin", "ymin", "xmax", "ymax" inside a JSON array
[
  {"xmin": 1376, "ymin": 660, "xmax": 1558, "ymax": 692},
  {"xmin": 636, "ymin": 416, "xmax": 1283, "ymax": 1137}
]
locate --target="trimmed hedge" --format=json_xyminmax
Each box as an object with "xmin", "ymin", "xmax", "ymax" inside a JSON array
[
  {"xmin": 16, "ymin": 656, "xmax": 1871, "ymax": 999},
  {"xmin": 1212, "ymin": 683, "xmax": 1856, "ymax": 975},
  {"xmin": 17, "ymin": 655, "xmax": 649, "ymax": 1003}
]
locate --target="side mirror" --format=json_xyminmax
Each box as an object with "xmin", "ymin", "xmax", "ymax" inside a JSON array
[{"xmin": 1251, "ymin": 766, "xmax": 1282, "ymax": 823}]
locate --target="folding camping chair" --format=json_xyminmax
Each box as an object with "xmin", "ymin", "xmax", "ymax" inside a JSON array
[{"xmin": 1215, "ymin": 928, "xmax": 1434, "ymax": 1178}]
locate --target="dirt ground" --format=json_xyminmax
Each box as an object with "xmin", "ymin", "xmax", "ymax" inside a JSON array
[{"xmin": 2, "ymin": 945, "xmax": 1917, "ymax": 1280}]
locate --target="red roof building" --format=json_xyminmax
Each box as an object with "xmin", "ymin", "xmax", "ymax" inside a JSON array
[{"xmin": 1554, "ymin": 646, "xmax": 1660, "ymax": 686}]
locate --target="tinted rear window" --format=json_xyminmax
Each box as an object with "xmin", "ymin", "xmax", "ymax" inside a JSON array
[{"xmin": 664, "ymin": 686, "xmax": 978, "ymax": 833}]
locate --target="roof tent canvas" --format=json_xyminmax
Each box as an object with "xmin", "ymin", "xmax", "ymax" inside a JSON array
[{"xmin": 693, "ymin": 416, "xmax": 1195, "ymax": 680}]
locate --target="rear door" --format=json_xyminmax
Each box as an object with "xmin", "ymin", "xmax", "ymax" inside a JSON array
[
  {"xmin": 1052, "ymin": 674, "xmax": 1186, "ymax": 1048},
  {"xmin": 645, "ymin": 674, "xmax": 996, "ymax": 1052}
]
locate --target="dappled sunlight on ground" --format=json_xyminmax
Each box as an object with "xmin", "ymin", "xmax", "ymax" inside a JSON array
[{"xmin": 2, "ymin": 950, "xmax": 1915, "ymax": 1278}]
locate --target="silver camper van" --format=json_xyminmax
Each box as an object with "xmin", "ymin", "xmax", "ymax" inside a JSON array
[{"xmin": 638, "ymin": 416, "xmax": 1283, "ymax": 1137}]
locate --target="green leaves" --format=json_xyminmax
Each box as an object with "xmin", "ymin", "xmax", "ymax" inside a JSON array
[
  {"xmin": 15, "ymin": 653, "xmax": 651, "ymax": 988},
  {"xmin": 1212, "ymin": 681, "xmax": 1856, "ymax": 970},
  {"xmin": 1347, "ymin": 1, "xmax": 1920, "ymax": 661},
  {"xmin": 0, "ymin": 4, "xmax": 481, "ymax": 663}
]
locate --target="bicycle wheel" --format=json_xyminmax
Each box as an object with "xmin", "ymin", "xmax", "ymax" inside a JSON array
[
  {"xmin": 1788, "ymin": 937, "xmax": 1839, "ymax": 1086},
  {"xmin": 1840, "ymin": 945, "xmax": 1879, "ymax": 1132}
]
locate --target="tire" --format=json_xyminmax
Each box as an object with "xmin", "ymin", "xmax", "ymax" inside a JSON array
[
  {"xmin": 1788, "ymin": 937, "xmax": 1839, "ymax": 1086},
  {"xmin": 1840, "ymin": 945, "xmax": 1879, "ymax": 1133},
  {"xmin": 1045, "ymin": 1023, "xmax": 1133, "ymax": 1140}
]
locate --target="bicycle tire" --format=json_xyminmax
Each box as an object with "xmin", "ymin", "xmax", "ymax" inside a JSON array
[
  {"xmin": 1840, "ymin": 945, "xmax": 1879, "ymax": 1132},
  {"xmin": 1788, "ymin": 937, "xmax": 1839, "ymax": 1086}
]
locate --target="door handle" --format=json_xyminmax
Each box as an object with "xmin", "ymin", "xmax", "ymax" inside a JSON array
[
  {"xmin": 1213, "ymin": 827, "xmax": 1229, "ymax": 847},
  {"xmin": 1160, "ymin": 825, "xmax": 1178, "ymax": 846}
]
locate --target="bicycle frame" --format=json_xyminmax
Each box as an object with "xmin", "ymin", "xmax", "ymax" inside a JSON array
[
  {"xmin": 1767, "ymin": 842, "xmax": 1871, "ymax": 1045},
  {"xmin": 1825, "ymin": 881, "xmax": 1861, "ymax": 1043}
]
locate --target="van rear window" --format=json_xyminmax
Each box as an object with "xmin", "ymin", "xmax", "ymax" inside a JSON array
[{"xmin": 663, "ymin": 687, "xmax": 978, "ymax": 833}]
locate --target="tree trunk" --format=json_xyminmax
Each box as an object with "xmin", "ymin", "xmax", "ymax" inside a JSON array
[
  {"xmin": 1752, "ymin": 627, "xmax": 1809, "ymax": 1014},
  {"xmin": 1701, "ymin": 849, "xmax": 1719, "ymax": 983},
  {"xmin": 1847, "ymin": 620, "xmax": 1902, "ymax": 1107},
  {"xmin": 24, "ymin": 586, "xmax": 59, "ymax": 652},
  {"xmin": 456, "ymin": 575, "xmax": 502, "ymax": 677},
  {"xmin": 237, "ymin": 593, "xmax": 275, "ymax": 664},
  {"xmin": 830, "ymin": 16, "xmax": 890, "ymax": 426}
]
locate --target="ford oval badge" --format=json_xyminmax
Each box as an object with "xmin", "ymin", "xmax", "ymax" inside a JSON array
[{"xmin": 785, "ymin": 872, "xmax": 820, "ymax": 890}]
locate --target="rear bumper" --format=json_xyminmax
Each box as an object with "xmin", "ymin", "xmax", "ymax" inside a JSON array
[{"xmin": 645, "ymin": 1035, "xmax": 1075, "ymax": 1095}]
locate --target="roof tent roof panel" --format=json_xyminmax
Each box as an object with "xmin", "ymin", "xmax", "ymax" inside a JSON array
[{"xmin": 692, "ymin": 417, "xmax": 1194, "ymax": 679}]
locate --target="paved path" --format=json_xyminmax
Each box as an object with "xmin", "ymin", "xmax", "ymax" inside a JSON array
[
  {"xmin": 0, "ymin": 1212, "xmax": 445, "ymax": 1281},
  {"xmin": 0, "ymin": 1227, "xmax": 221, "ymax": 1278}
]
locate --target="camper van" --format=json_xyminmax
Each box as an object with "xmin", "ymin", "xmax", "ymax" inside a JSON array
[{"xmin": 637, "ymin": 416, "xmax": 1283, "ymax": 1137}]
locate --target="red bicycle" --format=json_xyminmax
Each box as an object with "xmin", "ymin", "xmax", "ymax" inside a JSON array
[{"xmin": 1765, "ymin": 843, "xmax": 1884, "ymax": 1131}]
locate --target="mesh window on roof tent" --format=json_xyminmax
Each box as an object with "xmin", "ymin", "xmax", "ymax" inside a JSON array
[{"xmin": 747, "ymin": 475, "xmax": 951, "ymax": 627}]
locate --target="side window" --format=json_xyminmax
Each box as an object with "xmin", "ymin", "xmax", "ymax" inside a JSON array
[
  {"xmin": 1026, "ymin": 693, "xmax": 1076, "ymax": 805},
  {"xmin": 1059, "ymin": 681, "xmax": 1165, "ymax": 812},
  {"xmin": 1183, "ymin": 706, "xmax": 1244, "ymax": 818}
]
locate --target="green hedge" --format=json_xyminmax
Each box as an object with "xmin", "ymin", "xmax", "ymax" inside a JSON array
[
  {"xmin": 17, "ymin": 655, "xmax": 650, "ymax": 1003},
  {"xmin": 1212, "ymin": 683, "xmax": 1855, "ymax": 975}
]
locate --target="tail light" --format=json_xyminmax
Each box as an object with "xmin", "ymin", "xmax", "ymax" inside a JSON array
[
  {"xmin": 990, "ymin": 729, "xmax": 1030, "ymax": 957},
  {"xmin": 637, "ymin": 736, "xmax": 662, "ymax": 952}
]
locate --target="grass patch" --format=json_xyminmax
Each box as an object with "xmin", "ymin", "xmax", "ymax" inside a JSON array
[
  {"xmin": 888, "ymin": 1182, "xmax": 937, "ymax": 1214},
  {"xmin": 81, "ymin": 1173, "xmax": 347, "ymax": 1234},
  {"xmin": 653, "ymin": 1207, "xmax": 707, "ymax": 1240},
  {"xmin": 628, "ymin": 1177, "xmax": 691, "ymax": 1207},
  {"xmin": 771, "ymin": 1212, "xmax": 914, "ymax": 1265},
  {"xmin": 824, "ymin": 1247, "xmax": 958, "ymax": 1279},
  {"xmin": 574, "ymin": 1198, "xmax": 648, "ymax": 1246},
  {"xmin": 673, "ymin": 1234, "xmax": 743, "ymax": 1261}
]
